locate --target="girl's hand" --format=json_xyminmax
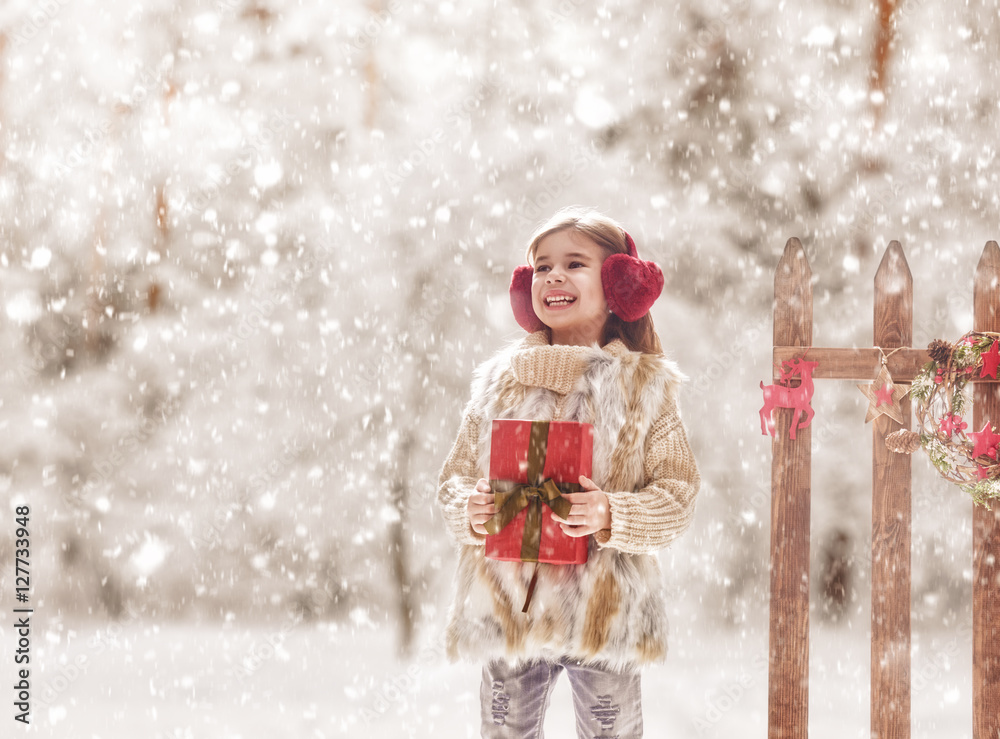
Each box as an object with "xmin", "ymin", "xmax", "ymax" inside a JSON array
[
  {"xmin": 552, "ymin": 476, "xmax": 612, "ymax": 537},
  {"xmin": 468, "ymin": 478, "xmax": 495, "ymax": 536}
]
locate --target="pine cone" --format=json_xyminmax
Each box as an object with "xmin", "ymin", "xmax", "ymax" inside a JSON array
[
  {"xmin": 928, "ymin": 339, "xmax": 954, "ymax": 366},
  {"xmin": 885, "ymin": 429, "xmax": 921, "ymax": 454}
]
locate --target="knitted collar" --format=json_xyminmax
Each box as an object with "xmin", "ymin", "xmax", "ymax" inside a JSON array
[{"xmin": 510, "ymin": 331, "xmax": 630, "ymax": 394}]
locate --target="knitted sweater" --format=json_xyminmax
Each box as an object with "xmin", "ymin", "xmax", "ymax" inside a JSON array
[{"xmin": 437, "ymin": 331, "xmax": 700, "ymax": 670}]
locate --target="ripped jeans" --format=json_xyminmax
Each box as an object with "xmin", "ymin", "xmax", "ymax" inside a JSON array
[{"xmin": 481, "ymin": 656, "xmax": 642, "ymax": 738}]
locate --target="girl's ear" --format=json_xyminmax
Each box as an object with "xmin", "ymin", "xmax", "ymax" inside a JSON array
[{"xmin": 509, "ymin": 265, "xmax": 546, "ymax": 332}]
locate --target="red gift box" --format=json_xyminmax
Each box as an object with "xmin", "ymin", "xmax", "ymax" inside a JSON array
[{"xmin": 484, "ymin": 420, "xmax": 592, "ymax": 565}]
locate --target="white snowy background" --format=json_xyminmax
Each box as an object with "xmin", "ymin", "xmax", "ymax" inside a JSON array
[{"xmin": 0, "ymin": 0, "xmax": 997, "ymax": 736}]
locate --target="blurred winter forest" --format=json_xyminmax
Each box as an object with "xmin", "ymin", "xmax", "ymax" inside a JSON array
[{"xmin": 0, "ymin": 0, "xmax": 998, "ymax": 734}]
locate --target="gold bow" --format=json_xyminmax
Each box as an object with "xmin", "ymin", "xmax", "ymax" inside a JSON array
[{"xmin": 484, "ymin": 421, "xmax": 578, "ymax": 562}]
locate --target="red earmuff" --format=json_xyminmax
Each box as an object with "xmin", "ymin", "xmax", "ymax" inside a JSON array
[
  {"xmin": 600, "ymin": 233, "xmax": 664, "ymax": 322},
  {"xmin": 508, "ymin": 231, "xmax": 663, "ymax": 332},
  {"xmin": 509, "ymin": 265, "xmax": 546, "ymax": 332}
]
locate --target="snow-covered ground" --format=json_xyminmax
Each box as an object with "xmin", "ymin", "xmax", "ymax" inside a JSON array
[{"xmin": 16, "ymin": 610, "xmax": 971, "ymax": 738}]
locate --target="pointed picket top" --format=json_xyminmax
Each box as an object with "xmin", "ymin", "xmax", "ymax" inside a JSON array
[
  {"xmin": 975, "ymin": 241, "xmax": 1000, "ymax": 333},
  {"xmin": 773, "ymin": 237, "xmax": 813, "ymax": 348},
  {"xmin": 874, "ymin": 240, "xmax": 912, "ymax": 295},
  {"xmin": 775, "ymin": 237, "xmax": 812, "ymax": 288},
  {"xmin": 874, "ymin": 240, "xmax": 912, "ymax": 348}
]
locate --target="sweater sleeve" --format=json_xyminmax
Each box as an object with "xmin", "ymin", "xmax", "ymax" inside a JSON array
[
  {"xmin": 594, "ymin": 400, "xmax": 700, "ymax": 555},
  {"xmin": 437, "ymin": 407, "xmax": 488, "ymax": 547}
]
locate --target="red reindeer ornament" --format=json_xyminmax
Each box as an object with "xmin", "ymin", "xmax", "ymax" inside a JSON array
[{"xmin": 759, "ymin": 358, "xmax": 819, "ymax": 440}]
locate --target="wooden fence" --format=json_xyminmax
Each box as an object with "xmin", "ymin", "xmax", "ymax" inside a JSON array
[{"xmin": 767, "ymin": 238, "xmax": 1000, "ymax": 738}]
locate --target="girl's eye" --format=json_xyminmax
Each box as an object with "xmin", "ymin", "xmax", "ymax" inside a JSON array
[{"xmin": 534, "ymin": 262, "xmax": 584, "ymax": 273}]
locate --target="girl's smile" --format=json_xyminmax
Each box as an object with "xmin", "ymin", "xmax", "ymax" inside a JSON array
[
  {"xmin": 530, "ymin": 229, "xmax": 608, "ymax": 346},
  {"xmin": 541, "ymin": 290, "xmax": 577, "ymax": 308}
]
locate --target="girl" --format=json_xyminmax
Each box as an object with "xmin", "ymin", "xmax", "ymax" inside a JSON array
[{"xmin": 437, "ymin": 206, "xmax": 700, "ymax": 738}]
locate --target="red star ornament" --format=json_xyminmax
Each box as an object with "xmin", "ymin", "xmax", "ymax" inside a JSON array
[
  {"xmin": 938, "ymin": 414, "xmax": 968, "ymax": 436},
  {"xmin": 968, "ymin": 420, "xmax": 1000, "ymax": 461},
  {"xmin": 857, "ymin": 364, "xmax": 909, "ymax": 424},
  {"xmin": 874, "ymin": 383, "xmax": 895, "ymax": 406},
  {"xmin": 980, "ymin": 341, "xmax": 1000, "ymax": 379}
]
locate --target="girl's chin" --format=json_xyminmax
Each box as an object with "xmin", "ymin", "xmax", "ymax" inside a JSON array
[
  {"xmin": 538, "ymin": 303, "xmax": 589, "ymax": 319},
  {"xmin": 540, "ymin": 317, "xmax": 606, "ymax": 332}
]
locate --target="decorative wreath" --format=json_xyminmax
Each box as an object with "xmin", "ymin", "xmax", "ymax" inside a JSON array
[{"xmin": 891, "ymin": 331, "xmax": 1000, "ymax": 505}]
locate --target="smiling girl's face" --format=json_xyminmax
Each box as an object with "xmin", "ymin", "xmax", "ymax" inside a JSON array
[{"xmin": 530, "ymin": 229, "xmax": 609, "ymax": 347}]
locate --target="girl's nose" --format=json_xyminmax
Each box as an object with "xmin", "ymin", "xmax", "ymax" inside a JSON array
[{"xmin": 545, "ymin": 268, "xmax": 565, "ymax": 282}]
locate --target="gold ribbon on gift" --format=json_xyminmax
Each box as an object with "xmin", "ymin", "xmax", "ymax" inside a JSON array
[{"xmin": 484, "ymin": 421, "xmax": 578, "ymax": 563}]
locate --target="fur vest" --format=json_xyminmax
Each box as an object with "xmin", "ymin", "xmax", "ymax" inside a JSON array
[{"xmin": 437, "ymin": 331, "xmax": 699, "ymax": 672}]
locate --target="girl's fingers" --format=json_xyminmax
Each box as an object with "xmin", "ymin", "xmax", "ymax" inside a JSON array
[
  {"xmin": 560, "ymin": 503, "xmax": 589, "ymax": 519},
  {"xmin": 558, "ymin": 522, "xmax": 593, "ymax": 537},
  {"xmin": 563, "ymin": 491, "xmax": 599, "ymax": 506},
  {"xmin": 468, "ymin": 488, "xmax": 496, "ymax": 532}
]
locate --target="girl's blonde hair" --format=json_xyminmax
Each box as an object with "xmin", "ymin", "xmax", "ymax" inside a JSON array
[{"xmin": 525, "ymin": 207, "xmax": 663, "ymax": 355}]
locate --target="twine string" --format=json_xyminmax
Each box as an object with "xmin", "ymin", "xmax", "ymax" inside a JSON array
[{"xmin": 873, "ymin": 345, "xmax": 907, "ymax": 369}]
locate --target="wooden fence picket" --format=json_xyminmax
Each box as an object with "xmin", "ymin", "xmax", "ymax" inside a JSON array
[
  {"xmin": 972, "ymin": 241, "xmax": 1000, "ymax": 739},
  {"xmin": 871, "ymin": 241, "xmax": 911, "ymax": 739},
  {"xmin": 768, "ymin": 237, "xmax": 812, "ymax": 739}
]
